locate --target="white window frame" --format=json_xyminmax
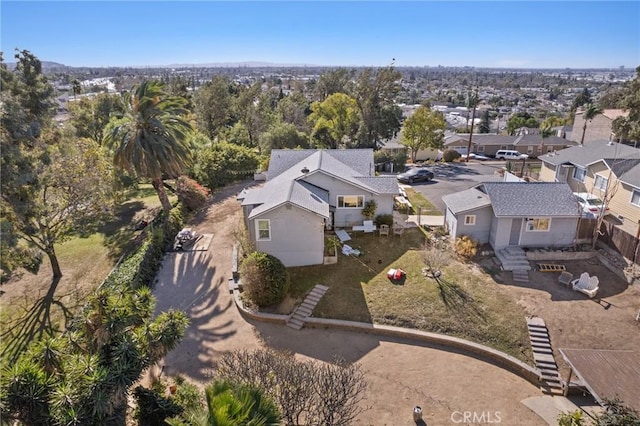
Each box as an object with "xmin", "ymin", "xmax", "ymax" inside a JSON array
[
  {"xmin": 256, "ymin": 219, "xmax": 271, "ymax": 241},
  {"xmin": 477, "ymin": 145, "xmax": 485, "ymax": 152},
  {"xmin": 526, "ymin": 217, "xmax": 551, "ymax": 232},
  {"xmin": 337, "ymin": 195, "xmax": 364, "ymax": 209},
  {"xmin": 572, "ymin": 166, "xmax": 586, "ymax": 183},
  {"xmin": 527, "ymin": 146, "xmax": 534, "ymax": 154},
  {"xmin": 464, "ymin": 215, "xmax": 476, "ymax": 225},
  {"xmin": 594, "ymin": 174, "xmax": 608, "ymax": 192},
  {"xmin": 631, "ymin": 189, "xmax": 640, "ymax": 207}
]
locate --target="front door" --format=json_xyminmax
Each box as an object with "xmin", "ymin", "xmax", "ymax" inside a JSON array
[{"xmin": 509, "ymin": 219, "xmax": 521, "ymax": 246}]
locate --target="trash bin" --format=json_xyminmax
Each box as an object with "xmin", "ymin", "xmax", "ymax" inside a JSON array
[{"xmin": 413, "ymin": 406, "xmax": 423, "ymax": 422}]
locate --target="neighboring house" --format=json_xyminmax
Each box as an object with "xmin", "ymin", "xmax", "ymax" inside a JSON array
[
  {"xmin": 378, "ymin": 130, "xmax": 442, "ymax": 162},
  {"xmin": 512, "ymin": 134, "xmax": 577, "ymax": 157},
  {"xmin": 571, "ymin": 109, "xmax": 629, "ymax": 144},
  {"xmin": 538, "ymin": 140, "xmax": 640, "ymax": 236},
  {"xmin": 443, "ymin": 182, "xmax": 580, "ymax": 250},
  {"xmin": 443, "ymin": 133, "xmax": 576, "ymax": 158},
  {"xmin": 238, "ymin": 149, "xmax": 399, "ymax": 267}
]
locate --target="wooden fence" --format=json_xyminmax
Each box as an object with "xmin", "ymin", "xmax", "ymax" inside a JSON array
[
  {"xmin": 577, "ymin": 218, "xmax": 597, "ymax": 241},
  {"xmin": 598, "ymin": 221, "xmax": 640, "ymax": 264}
]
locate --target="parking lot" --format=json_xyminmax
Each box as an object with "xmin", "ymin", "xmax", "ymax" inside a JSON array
[{"xmin": 406, "ymin": 162, "xmax": 505, "ymax": 212}]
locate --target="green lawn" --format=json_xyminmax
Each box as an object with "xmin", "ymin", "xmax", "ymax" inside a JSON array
[
  {"xmin": 404, "ymin": 187, "xmax": 442, "ymax": 215},
  {"xmin": 287, "ymin": 229, "xmax": 532, "ymax": 363}
]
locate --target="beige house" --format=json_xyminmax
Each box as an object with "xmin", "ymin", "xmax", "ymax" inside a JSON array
[
  {"xmin": 571, "ymin": 109, "xmax": 629, "ymax": 144},
  {"xmin": 538, "ymin": 140, "xmax": 640, "ymax": 237}
]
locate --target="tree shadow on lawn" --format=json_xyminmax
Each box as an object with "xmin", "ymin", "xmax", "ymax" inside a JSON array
[
  {"xmin": 431, "ymin": 274, "xmax": 488, "ymax": 323},
  {"xmin": 98, "ymin": 200, "xmax": 148, "ymax": 260},
  {"xmin": 0, "ymin": 277, "xmax": 74, "ymax": 364},
  {"xmin": 152, "ymin": 249, "xmax": 237, "ymax": 383}
]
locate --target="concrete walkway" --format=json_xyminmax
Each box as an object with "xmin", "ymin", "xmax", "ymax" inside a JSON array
[
  {"xmin": 150, "ymin": 186, "xmax": 547, "ymax": 425},
  {"xmin": 407, "ymin": 214, "xmax": 445, "ymax": 227}
]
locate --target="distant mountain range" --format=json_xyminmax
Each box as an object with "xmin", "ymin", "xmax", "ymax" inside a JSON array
[{"xmin": 6, "ymin": 60, "xmax": 318, "ymax": 69}]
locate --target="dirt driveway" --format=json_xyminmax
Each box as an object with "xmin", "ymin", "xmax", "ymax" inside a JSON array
[{"xmin": 150, "ymin": 182, "xmax": 546, "ymax": 425}]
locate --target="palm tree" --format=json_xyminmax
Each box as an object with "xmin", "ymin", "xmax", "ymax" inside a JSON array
[
  {"xmin": 105, "ymin": 80, "xmax": 193, "ymax": 216},
  {"xmin": 579, "ymin": 103, "xmax": 602, "ymax": 145},
  {"xmin": 179, "ymin": 380, "xmax": 281, "ymax": 426},
  {"xmin": 539, "ymin": 124, "xmax": 554, "ymax": 155},
  {"xmin": 71, "ymin": 79, "xmax": 81, "ymax": 100}
]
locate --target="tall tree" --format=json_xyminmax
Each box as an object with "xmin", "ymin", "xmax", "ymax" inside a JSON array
[
  {"xmin": 193, "ymin": 76, "xmax": 234, "ymax": 140},
  {"xmin": 308, "ymin": 93, "xmax": 360, "ymax": 149},
  {"xmin": 233, "ymin": 83, "xmax": 274, "ymax": 150},
  {"xmin": 68, "ymin": 93, "xmax": 124, "ymax": 144},
  {"xmin": 401, "ymin": 106, "xmax": 446, "ymax": 162},
  {"xmin": 276, "ymin": 91, "xmax": 310, "ymax": 132},
  {"xmin": 506, "ymin": 112, "xmax": 539, "ymax": 135},
  {"xmin": 352, "ymin": 66, "xmax": 403, "ymax": 148},
  {"xmin": 314, "ymin": 68, "xmax": 354, "ymax": 101},
  {"xmin": 3, "ymin": 137, "xmax": 116, "ymax": 279},
  {"xmin": 579, "ymin": 103, "xmax": 603, "ymax": 145},
  {"xmin": 258, "ymin": 121, "xmax": 309, "ymax": 154},
  {"xmin": 71, "ymin": 79, "xmax": 82, "ymax": 100},
  {"xmin": 612, "ymin": 66, "xmax": 640, "ymax": 142},
  {"xmin": 105, "ymin": 80, "xmax": 194, "ymax": 216}
]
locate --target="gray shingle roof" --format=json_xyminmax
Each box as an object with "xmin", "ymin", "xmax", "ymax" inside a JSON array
[
  {"xmin": 442, "ymin": 187, "xmax": 491, "ymax": 214},
  {"xmin": 482, "ymin": 182, "xmax": 580, "ymax": 217},
  {"xmin": 444, "ymin": 134, "xmax": 518, "ymax": 146},
  {"xmin": 539, "ymin": 140, "xmax": 640, "ymax": 168},
  {"xmin": 512, "ymin": 134, "xmax": 577, "ymax": 147},
  {"xmin": 604, "ymin": 158, "xmax": 640, "ymax": 188},
  {"xmin": 244, "ymin": 149, "xmax": 396, "ymax": 219}
]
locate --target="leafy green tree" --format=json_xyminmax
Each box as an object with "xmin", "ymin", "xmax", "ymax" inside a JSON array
[
  {"xmin": 313, "ymin": 68, "xmax": 354, "ymax": 100},
  {"xmin": 595, "ymin": 398, "xmax": 640, "ymax": 425},
  {"xmin": 352, "ymin": 66, "xmax": 403, "ymax": 148},
  {"xmin": 598, "ymin": 86, "xmax": 626, "ymax": 109},
  {"xmin": 105, "ymin": 80, "xmax": 194, "ymax": 216},
  {"xmin": 259, "ymin": 121, "xmax": 309, "ymax": 154},
  {"xmin": 0, "ymin": 287, "xmax": 189, "ymax": 425},
  {"xmin": 234, "ymin": 83, "xmax": 275, "ymax": 150},
  {"xmin": 478, "ymin": 109, "xmax": 491, "ymax": 133},
  {"xmin": 308, "ymin": 92, "xmax": 360, "ymax": 149},
  {"xmin": 571, "ymin": 87, "xmax": 592, "ymax": 112},
  {"xmin": 540, "ymin": 116, "xmax": 566, "ymax": 129},
  {"xmin": 401, "ymin": 106, "xmax": 446, "ymax": 162},
  {"xmin": 612, "ymin": 66, "xmax": 640, "ymax": 142},
  {"xmin": 191, "ymin": 141, "xmax": 259, "ymax": 190},
  {"xmin": 506, "ymin": 112, "xmax": 539, "ymax": 135},
  {"xmin": 194, "ymin": 76, "xmax": 234, "ymax": 140},
  {"xmin": 71, "ymin": 78, "xmax": 81, "ymax": 100},
  {"xmin": 276, "ymin": 91, "xmax": 310, "ymax": 132},
  {"xmin": 3, "ymin": 137, "xmax": 116, "ymax": 279},
  {"xmin": 68, "ymin": 93, "xmax": 124, "ymax": 144},
  {"xmin": 579, "ymin": 103, "xmax": 603, "ymax": 145}
]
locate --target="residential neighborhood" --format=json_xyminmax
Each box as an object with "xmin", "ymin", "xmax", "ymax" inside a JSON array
[{"xmin": 2, "ymin": 1, "xmax": 639, "ymax": 425}]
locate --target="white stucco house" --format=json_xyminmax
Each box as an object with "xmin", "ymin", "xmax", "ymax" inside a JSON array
[
  {"xmin": 237, "ymin": 149, "xmax": 399, "ymax": 267},
  {"xmin": 442, "ymin": 182, "xmax": 581, "ymax": 250}
]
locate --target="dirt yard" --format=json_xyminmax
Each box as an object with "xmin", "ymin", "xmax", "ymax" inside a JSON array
[{"xmin": 482, "ymin": 256, "xmax": 640, "ymax": 376}]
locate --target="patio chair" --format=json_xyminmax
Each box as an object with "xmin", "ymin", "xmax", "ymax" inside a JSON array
[
  {"xmin": 379, "ymin": 224, "xmax": 389, "ymax": 236},
  {"xmin": 363, "ymin": 220, "xmax": 376, "ymax": 233},
  {"xmin": 558, "ymin": 271, "xmax": 573, "ymax": 287},
  {"xmin": 571, "ymin": 272, "xmax": 590, "ymax": 290},
  {"xmin": 392, "ymin": 223, "xmax": 405, "ymax": 236},
  {"xmin": 572, "ymin": 272, "xmax": 599, "ymax": 298}
]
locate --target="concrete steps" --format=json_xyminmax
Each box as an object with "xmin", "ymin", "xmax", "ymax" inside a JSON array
[
  {"xmin": 286, "ymin": 284, "xmax": 329, "ymax": 330},
  {"xmin": 526, "ymin": 316, "xmax": 564, "ymax": 396},
  {"xmin": 496, "ymin": 246, "xmax": 531, "ymax": 271}
]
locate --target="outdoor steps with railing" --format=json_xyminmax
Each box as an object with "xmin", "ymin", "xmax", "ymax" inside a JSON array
[
  {"xmin": 286, "ymin": 284, "xmax": 329, "ymax": 330},
  {"xmin": 496, "ymin": 246, "xmax": 531, "ymax": 271}
]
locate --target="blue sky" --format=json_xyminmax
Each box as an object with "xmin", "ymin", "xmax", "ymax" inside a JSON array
[{"xmin": 2, "ymin": 1, "xmax": 639, "ymax": 68}]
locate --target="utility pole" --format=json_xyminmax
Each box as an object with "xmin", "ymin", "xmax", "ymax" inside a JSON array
[{"xmin": 465, "ymin": 86, "xmax": 479, "ymax": 162}]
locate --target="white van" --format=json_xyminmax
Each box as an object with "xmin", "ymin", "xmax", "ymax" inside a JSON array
[{"xmin": 495, "ymin": 150, "xmax": 528, "ymax": 160}]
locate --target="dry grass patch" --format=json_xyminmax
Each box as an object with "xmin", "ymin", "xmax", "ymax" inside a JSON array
[
  {"xmin": 287, "ymin": 230, "xmax": 532, "ymax": 363},
  {"xmin": 404, "ymin": 187, "xmax": 441, "ymax": 215}
]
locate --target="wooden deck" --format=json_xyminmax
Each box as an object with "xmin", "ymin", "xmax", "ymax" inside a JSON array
[{"xmin": 559, "ymin": 349, "xmax": 640, "ymax": 411}]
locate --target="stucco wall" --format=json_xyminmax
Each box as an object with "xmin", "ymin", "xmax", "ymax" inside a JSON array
[
  {"xmin": 253, "ymin": 204, "xmax": 324, "ymax": 267},
  {"xmin": 452, "ymin": 206, "xmax": 493, "ymax": 243},
  {"xmin": 518, "ymin": 217, "xmax": 578, "ymax": 248},
  {"xmin": 571, "ymin": 114, "xmax": 615, "ymax": 143},
  {"xmin": 609, "ymin": 181, "xmax": 640, "ymax": 224},
  {"xmin": 538, "ymin": 163, "xmax": 557, "ymax": 182}
]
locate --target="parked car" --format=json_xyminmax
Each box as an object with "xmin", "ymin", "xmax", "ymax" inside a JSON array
[
  {"xmin": 467, "ymin": 153, "xmax": 491, "ymax": 161},
  {"xmin": 573, "ymin": 192, "xmax": 609, "ymax": 217},
  {"xmin": 397, "ymin": 167, "xmax": 435, "ymax": 184},
  {"xmin": 495, "ymin": 150, "xmax": 528, "ymax": 160}
]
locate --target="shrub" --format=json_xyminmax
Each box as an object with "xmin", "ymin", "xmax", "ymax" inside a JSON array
[
  {"xmin": 374, "ymin": 214, "xmax": 394, "ymax": 228},
  {"xmin": 191, "ymin": 141, "xmax": 260, "ymax": 191},
  {"xmin": 176, "ymin": 175, "xmax": 210, "ymax": 212},
  {"xmin": 443, "ymin": 149, "xmax": 461, "ymax": 162},
  {"xmin": 240, "ymin": 251, "xmax": 290, "ymax": 307},
  {"xmin": 454, "ymin": 236, "xmax": 479, "ymax": 259},
  {"xmin": 362, "ymin": 199, "xmax": 377, "ymax": 219},
  {"xmin": 133, "ymin": 386, "xmax": 183, "ymax": 426}
]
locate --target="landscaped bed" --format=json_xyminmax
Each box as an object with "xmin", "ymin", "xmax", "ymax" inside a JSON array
[{"xmin": 286, "ymin": 229, "xmax": 532, "ymax": 363}]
